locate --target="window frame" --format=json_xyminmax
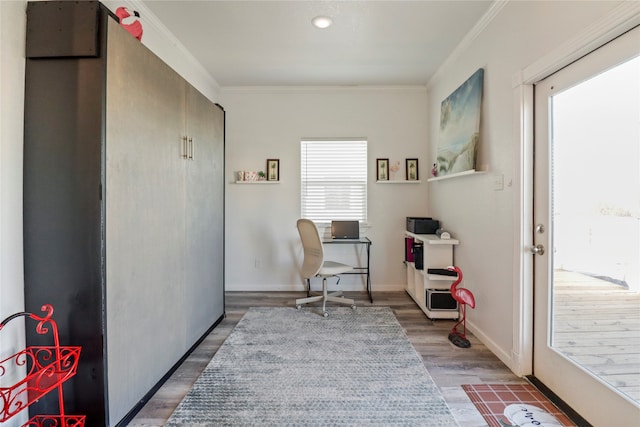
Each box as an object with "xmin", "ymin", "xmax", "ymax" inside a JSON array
[{"xmin": 300, "ymin": 138, "xmax": 368, "ymax": 224}]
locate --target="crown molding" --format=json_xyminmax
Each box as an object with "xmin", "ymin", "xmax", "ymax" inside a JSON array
[
  {"xmin": 220, "ymin": 85, "xmax": 428, "ymax": 94},
  {"xmin": 428, "ymin": 0, "xmax": 509, "ymax": 86}
]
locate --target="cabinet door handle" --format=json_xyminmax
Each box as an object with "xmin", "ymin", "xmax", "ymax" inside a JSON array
[
  {"xmin": 188, "ymin": 137, "xmax": 194, "ymax": 160},
  {"xmin": 181, "ymin": 136, "xmax": 188, "ymax": 159}
]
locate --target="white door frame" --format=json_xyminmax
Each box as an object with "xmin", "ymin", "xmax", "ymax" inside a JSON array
[{"xmin": 510, "ymin": 1, "xmax": 640, "ymax": 377}]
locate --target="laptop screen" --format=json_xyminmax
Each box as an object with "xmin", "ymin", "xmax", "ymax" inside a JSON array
[{"xmin": 331, "ymin": 220, "xmax": 360, "ymax": 239}]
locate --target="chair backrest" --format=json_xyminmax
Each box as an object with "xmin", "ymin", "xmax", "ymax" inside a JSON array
[{"xmin": 297, "ymin": 218, "xmax": 324, "ymax": 279}]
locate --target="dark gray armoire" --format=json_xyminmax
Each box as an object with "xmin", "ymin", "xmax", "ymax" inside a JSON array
[{"xmin": 23, "ymin": 2, "xmax": 225, "ymax": 425}]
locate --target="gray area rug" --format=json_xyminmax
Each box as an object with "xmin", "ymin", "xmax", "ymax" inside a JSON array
[{"xmin": 166, "ymin": 307, "xmax": 457, "ymax": 426}]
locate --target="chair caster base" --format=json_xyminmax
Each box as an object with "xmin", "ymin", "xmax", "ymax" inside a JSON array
[
  {"xmin": 322, "ymin": 311, "xmax": 329, "ymax": 318},
  {"xmin": 351, "ymin": 305, "xmax": 357, "ymax": 310}
]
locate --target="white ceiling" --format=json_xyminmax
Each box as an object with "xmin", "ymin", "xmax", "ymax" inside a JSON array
[{"xmin": 140, "ymin": 1, "xmax": 494, "ymax": 87}]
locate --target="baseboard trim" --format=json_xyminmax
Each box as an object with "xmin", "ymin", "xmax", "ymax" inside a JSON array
[
  {"xmin": 226, "ymin": 284, "xmax": 404, "ymax": 292},
  {"xmin": 115, "ymin": 312, "xmax": 226, "ymax": 427},
  {"xmin": 466, "ymin": 320, "xmax": 520, "ymax": 375}
]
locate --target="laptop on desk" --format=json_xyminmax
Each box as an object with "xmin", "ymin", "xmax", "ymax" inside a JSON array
[{"xmin": 330, "ymin": 220, "xmax": 360, "ymax": 241}]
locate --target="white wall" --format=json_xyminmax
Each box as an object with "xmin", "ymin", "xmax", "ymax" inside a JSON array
[
  {"xmin": 221, "ymin": 87, "xmax": 429, "ymax": 291},
  {"xmin": 0, "ymin": 0, "xmax": 26, "ymax": 345},
  {"xmin": 0, "ymin": 1, "xmax": 27, "ymax": 426},
  {"xmin": 425, "ymin": 0, "xmax": 627, "ymax": 373}
]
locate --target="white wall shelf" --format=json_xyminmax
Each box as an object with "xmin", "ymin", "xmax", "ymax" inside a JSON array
[
  {"xmin": 427, "ymin": 169, "xmax": 486, "ymax": 182},
  {"xmin": 234, "ymin": 181, "xmax": 280, "ymax": 184}
]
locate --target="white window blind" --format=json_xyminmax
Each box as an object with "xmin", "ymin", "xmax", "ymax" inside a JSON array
[{"xmin": 301, "ymin": 139, "xmax": 368, "ymax": 223}]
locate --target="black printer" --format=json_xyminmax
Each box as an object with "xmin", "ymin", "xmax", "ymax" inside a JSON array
[{"xmin": 406, "ymin": 217, "xmax": 440, "ymax": 234}]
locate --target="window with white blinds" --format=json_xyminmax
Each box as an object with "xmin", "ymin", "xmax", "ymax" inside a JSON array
[{"xmin": 300, "ymin": 139, "xmax": 368, "ymax": 223}]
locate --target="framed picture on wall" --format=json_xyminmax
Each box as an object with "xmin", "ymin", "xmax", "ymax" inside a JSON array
[
  {"xmin": 376, "ymin": 158, "xmax": 389, "ymax": 181},
  {"xmin": 267, "ymin": 159, "xmax": 280, "ymax": 181},
  {"xmin": 436, "ymin": 68, "xmax": 484, "ymax": 176},
  {"xmin": 406, "ymin": 158, "xmax": 419, "ymax": 181}
]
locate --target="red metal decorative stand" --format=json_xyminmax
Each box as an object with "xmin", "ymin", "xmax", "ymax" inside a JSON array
[{"xmin": 0, "ymin": 304, "xmax": 85, "ymax": 427}]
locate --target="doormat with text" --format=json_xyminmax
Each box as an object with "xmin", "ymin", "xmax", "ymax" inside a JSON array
[{"xmin": 462, "ymin": 383, "xmax": 576, "ymax": 427}]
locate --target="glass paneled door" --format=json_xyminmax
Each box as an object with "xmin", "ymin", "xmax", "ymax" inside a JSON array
[{"xmin": 533, "ymin": 26, "xmax": 640, "ymax": 426}]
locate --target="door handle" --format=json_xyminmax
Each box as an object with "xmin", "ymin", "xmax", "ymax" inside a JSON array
[
  {"xmin": 188, "ymin": 137, "xmax": 194, "ymax": 160},
  {"xmin": 531, "ymin": 244, "xmax": 545, "ymax": 255},
  {"xmin": 181, "ymin": 136, "xmax": 188, "ymax": 159}
]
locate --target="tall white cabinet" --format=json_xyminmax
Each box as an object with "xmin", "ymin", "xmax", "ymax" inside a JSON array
[
  {"xmin": 23, "ymin": 2, "xmax": 225, "ymax": 425},
  {"xmin": 404, "ymin": 232, "xmax": 460, "ymax": 319}
]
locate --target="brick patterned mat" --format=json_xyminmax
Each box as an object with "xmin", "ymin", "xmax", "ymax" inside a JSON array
[{"xmin": 462, "ymin": 383, "xmax": 577, "ymax": 427}]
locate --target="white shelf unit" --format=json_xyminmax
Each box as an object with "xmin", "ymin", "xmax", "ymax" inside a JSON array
[{"xmin": 404, "ymin": 232, "xmax": 460, "ymax": 319}]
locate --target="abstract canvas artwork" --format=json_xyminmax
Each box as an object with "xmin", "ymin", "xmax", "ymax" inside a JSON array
[{"xmin": 436, "ymin": 68, "xmax": 484, "ymax": 176}]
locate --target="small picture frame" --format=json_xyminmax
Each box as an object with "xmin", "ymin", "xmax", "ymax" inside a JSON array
[
  {"xmin": 266, "ymin": 159, "xmax": 280, "ymax": 181},
  {"xmin": 406, "ymin": 158, "xmax": 419, "ymax": 181},
  {"xmin": 376, "ymin": 158, "xmax": 389, "ymax": 181}
]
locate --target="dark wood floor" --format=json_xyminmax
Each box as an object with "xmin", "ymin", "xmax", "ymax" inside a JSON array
[{"xmin": 127, "ymin": 291, "xmax": 524, "ymax": 426}]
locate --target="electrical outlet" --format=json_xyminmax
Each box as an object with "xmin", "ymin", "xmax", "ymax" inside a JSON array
[{"xmin": 493, "ymin": 173, "xmax": 504, "ymax": 191}]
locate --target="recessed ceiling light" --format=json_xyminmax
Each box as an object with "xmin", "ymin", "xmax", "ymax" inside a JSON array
[{"xmin": 312, "ymin": 16, "xmax": 333, "ymax": 29}]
